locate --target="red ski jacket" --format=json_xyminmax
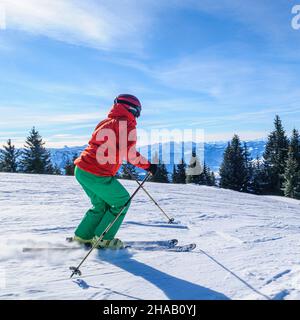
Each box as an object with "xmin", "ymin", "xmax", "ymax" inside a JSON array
[{"xmin": 74, "ymin": 103, "xmax": 150, "ymax": 176}]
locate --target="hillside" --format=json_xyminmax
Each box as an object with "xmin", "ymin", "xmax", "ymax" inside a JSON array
[{"xmin": 1, "ymin": 172, "xmax": 299, "ymax": 300}]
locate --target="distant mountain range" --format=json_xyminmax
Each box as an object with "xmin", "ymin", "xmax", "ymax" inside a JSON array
[{"xmin": 49, "ymin": 140, "xmax": 267, "ymax": 173}]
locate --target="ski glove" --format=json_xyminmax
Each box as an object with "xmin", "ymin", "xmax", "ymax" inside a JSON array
[{"xmin": 147, "ymin": 163, "xmax": 158, "ymax": 176}]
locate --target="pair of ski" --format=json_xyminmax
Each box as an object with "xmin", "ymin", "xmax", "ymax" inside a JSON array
[{"xmin": 23, "ymin": 238, "xmax": 196, "ymax": 253}]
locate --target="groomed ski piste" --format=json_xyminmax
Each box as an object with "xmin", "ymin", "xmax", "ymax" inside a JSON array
[{"xmin": 1, "ymin": 172, "xmax": 300, "ymax": 300}]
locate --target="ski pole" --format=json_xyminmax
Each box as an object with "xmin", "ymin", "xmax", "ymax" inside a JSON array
[
  {"xmin": 123, "ymin": 164, "xmax": 175, "ymax": 224},
  {"xmin": 69, "ymin": 172, "xmax": 151, "ymax": 278}
]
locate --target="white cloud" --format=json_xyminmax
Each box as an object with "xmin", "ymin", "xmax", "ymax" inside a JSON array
[
  {"xmin": 0, "ymin": 2, "xmax": 6, "ymax": 30},
  {"xmin": 0, "ymin": 135, "xmax": 90, "ymax": 148},
  {"xmin": 147, "ymin": 51, "xmax": 300, "ymax": 112},
  {"xmin": 2, "ymin": 0, "xmax": 294, "ymax": 53},
  {"xmin": 2, "ymin": 0, "xmax": 157, "ymax": 53},
  {"xmin": 204, "ymin": 131, "xmax": 268, "ymax": 143},
  {"xmin": 0, "ymin": 106, "xmax": 106, "ymax": 128},
  {"xmin": 23, "ymin": 80, "xmax": 118, "ymax": 101},
  {"xmin": 46, "ymin": 134, "xmax": 90, "ymax": 148}
]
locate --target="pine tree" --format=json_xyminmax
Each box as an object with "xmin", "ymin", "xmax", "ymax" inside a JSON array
[
  {"xmin": 177, "ymin": 159, "xmax": 187, "ymax": 184},
  {"xmin": 289, "ymin": 128, "xmax": 300, "ymax": 170},
  {"xmin": 283, "ymin": 147, "xmax": 300, "ymax": 199},
  {"xmin": 53, "ymin": 164, "xmax": 62, "ymax": 175},
  {"xmin": 120, "ymin": 163, "xmax": 139, "ymax": 180},
  {"xmin": 210, "ymin": 171, "xmax": 216, "ymax": 186},
  {"xmin": 250, "ymin": 157, "xmax": 262, "ymax": 194},
  {"xmin": 199, "ymin": 163, "xmax": 216, "ymax": 186},
  {"xmin": 185, "ymin": 152, "xmax": 215, "ymax": 186},
  {"xmin": 263, "ymin": 115, "xmax": 289, "ymax": 194},
  {"xmin": 172, "ymin": 158, "xmax": 187, "ymax": 184},
  {"xmin": 219, "ymin": 142, "xmax": 232, "ymax": 189},
  {"xmin": 64, "ymin": 159, "xmax": 74, "ymax": 176},
  {"xmin": 219, "ymin": 135, "xmax": 248, "ymax": 191},
  {"xmin": 242, "ymin": 142, "xmax": 253, "ymax": 192},
  {"xmin": 186, "ymin": 150, "xmax": 202, "ymax": 184},
  {"xmin": 200, "ymin": 162, "xmax": 209, "ymax": 185},
  {"xmin": 172, "ymin": 165, "xmax": 178, "ymax": 183},
  {"xmin": 150, "ymin": 161, "xmax": 169, "ymax": 183},
  {"xmin": 64, "ymin": 154, "xmax": 77, "ymax": 176},
  {"xmin": 0, "ymin": 139, "xmax": 19, "ymax": 172},
  {"xmin": 20, "ymin": 127, "xmax": 54, "ymax": 174}
]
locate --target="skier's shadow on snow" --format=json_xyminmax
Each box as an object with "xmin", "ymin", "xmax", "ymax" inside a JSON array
[{"xmin": 97, "ymin": 250, "xmax": 230, "ymax": 300}]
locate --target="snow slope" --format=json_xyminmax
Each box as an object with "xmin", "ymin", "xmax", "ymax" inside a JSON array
[{"xmin": 1, "ymin": 172, "xmax": 300, "ymax": 300}]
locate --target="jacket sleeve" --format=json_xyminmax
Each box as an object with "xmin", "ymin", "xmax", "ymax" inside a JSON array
[{"xmin": 127, "ymin": 126, "xmax": 150, "ymax": 170}]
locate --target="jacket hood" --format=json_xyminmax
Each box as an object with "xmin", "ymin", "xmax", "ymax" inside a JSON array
[{"xmin": 108, "ymin": 103, "xmax": 136, "ymax": 125}]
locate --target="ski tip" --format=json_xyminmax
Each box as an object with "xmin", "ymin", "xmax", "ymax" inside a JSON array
[
  {"xmin": 188, "ymin": 243, "xmax": 197, "ymax": 251},
  {"xmin": 171, "ymin": 243, "xmax": 197, "ymax": 252},
  {"xmin": 170, "ymin": 239, "xmax": 179, "ymax": 246}
]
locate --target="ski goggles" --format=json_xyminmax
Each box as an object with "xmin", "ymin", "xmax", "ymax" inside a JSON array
[{"xmin": 114, "ymin": 98, "xmax": 142, "ymax": 118}]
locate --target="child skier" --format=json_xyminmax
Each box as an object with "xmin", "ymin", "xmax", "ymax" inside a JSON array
[{"xmin": 73, "ymin": 94, "xmax": 157, "ymax": 249}]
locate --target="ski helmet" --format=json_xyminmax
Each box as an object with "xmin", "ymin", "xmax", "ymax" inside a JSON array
[{"xmin": 114, "ymin": 94, "xmax": 142, "ymax": 118}]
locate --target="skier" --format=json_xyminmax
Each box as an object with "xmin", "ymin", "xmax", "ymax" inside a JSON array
[{"xmin": 73, "ymin": 94, "xmax": 157, "ymax": 249}]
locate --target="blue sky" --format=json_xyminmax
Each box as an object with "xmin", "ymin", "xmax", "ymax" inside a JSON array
[{"xmin": 0, "ymin": 0, "xmax": 300, "ymax": 147}]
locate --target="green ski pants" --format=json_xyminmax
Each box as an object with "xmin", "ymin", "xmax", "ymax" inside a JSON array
[{"xmin": 74, "ymin": 166, "xmax": 131, "ymax": 240}]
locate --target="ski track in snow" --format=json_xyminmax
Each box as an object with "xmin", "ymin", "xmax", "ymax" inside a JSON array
[{"xmin": 1, "ymin": 172, "xmax": 300, "ymax": 300}]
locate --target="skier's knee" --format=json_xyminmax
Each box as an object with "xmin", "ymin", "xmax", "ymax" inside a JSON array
[
  {"xmin": 120, "ymin": 193, "xmax": 131, "ymax": 215},
  {"xmin": 112, "ymin": 193, "xmax": 130, "ymax": 216},
  {"xmin": 123, "ymin": 192, "xmax": 131, "ymax": 209}
]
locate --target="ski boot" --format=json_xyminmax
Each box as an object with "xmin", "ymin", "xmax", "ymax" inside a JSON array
[
  {"xmin": 91, "ymin": 236, "xmax": 124, "ymax": 249},
  {"xmin": 72, "ymin": 235, "xmax": 93, "ymax": 244}
]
